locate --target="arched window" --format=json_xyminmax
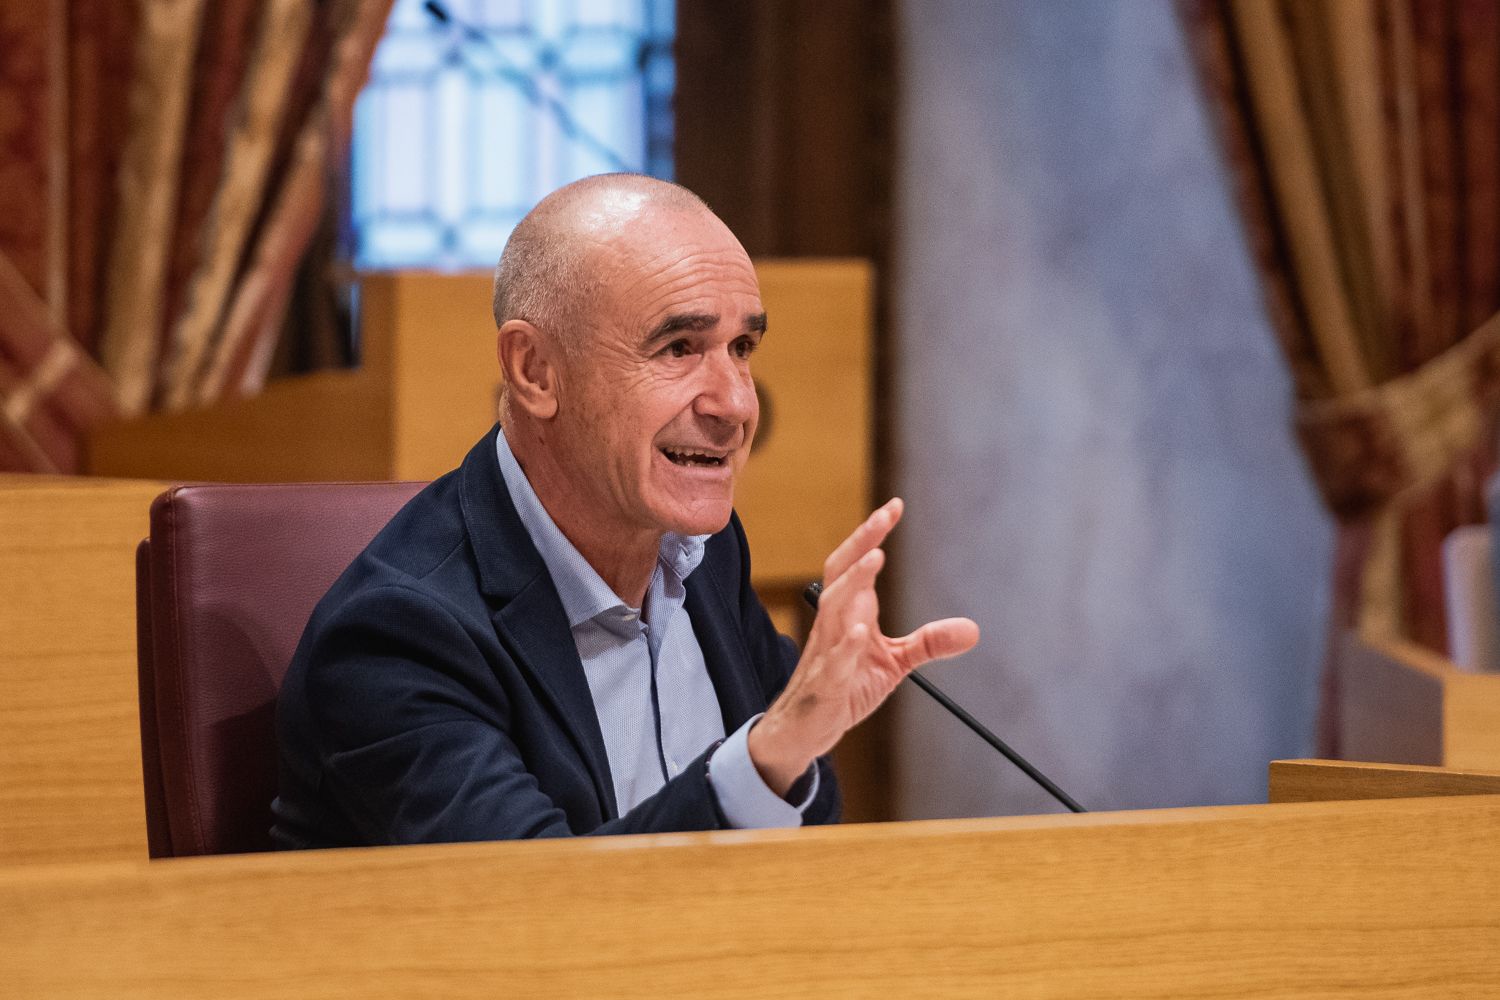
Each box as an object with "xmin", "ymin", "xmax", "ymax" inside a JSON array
[{"xmin": 352, "ymin": 0, "xmax": 674, "ymax": 269}]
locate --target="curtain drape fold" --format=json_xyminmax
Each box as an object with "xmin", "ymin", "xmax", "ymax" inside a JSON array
[
  {"xmin": 0, "ymin": 0, "xmax": 394, "ymax": 472},
  {"xmin": 1181, "ymin": 0, "xmax": 1500, "ymax": 749}
]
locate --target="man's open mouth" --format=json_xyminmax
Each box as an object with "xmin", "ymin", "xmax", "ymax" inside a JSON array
[{"xmin": 660, "ymin": 447, "xmax": 728, "ymax": 467}]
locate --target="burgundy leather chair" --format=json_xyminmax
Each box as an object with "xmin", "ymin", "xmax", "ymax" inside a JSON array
[{"xmin": 136, "ymin": 481, "xmax": 425, "ymax": 857}]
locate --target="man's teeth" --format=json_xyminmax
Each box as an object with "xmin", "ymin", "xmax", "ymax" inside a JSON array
[{"xmin": 661, "ymin": 447, "xmax": 726, "ymax": 467}]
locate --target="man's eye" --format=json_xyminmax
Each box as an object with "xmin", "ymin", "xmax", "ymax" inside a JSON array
[
  {"xmin": 733, "ymin": 338, "xmax": 758, "ymax": 359},
  {"xmin": 666, "ymin": 340, "xmax": 690, "ymax": 358}
]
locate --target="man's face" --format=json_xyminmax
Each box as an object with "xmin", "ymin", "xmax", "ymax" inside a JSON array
[{"xmin": 550, "ymin": 207, "xmax": 763, "ymax": 541}]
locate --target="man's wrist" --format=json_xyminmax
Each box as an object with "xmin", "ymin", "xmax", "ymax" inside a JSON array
[
  {"xmin": 745, "ymin": 713, "xmax": 813, "ymax": 798},
  {"xmin": 707, "ymin": 718, "xmax": 814, "ymax": 829}
]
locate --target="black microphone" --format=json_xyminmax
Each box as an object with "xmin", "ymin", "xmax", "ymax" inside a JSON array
[{"xmin": 802, "ymin": 581, "xmax": 1086, "ymax": 813}]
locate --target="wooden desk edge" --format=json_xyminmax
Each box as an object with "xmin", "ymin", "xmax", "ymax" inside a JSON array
[
  {"xmin": 1270, "ymin": 757, "xmax": 1500, "ymax": 802},
  {"xmin": 9, "ymin": 795, "xmax": 1500, "ymax": 999},
  {"xmin": 8, "ymin": 791, "xmax": 1499, "ymax": 885}
]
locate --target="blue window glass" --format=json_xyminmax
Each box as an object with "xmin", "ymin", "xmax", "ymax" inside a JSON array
[{"xmin": 352, "ymin": 0, "xmax": 675, "ymax": 270}]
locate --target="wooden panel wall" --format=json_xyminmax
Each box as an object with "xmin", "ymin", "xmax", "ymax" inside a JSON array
[
  {"xmin": 87, "ymin": 368, "xmax": 389, "ymax": 482},
  {"xmin": 0, "ymin": 477, "xmax": 162, "ymax": 865},
  {"xmin": 1447, "ymin": 671, "xmax": 1500, "ymax": 769},
  {"xmin": 675, "ymin": 0, "xmax": 894, "ymax": 260}
]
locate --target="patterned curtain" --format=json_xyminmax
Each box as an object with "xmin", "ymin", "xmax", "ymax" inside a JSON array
[
  {"xmin": 0, "ymin": 0, "xmax": 393, "ymax": 473},
  {"xmin": 1180, "ymin": 0, "xmax": 1500, "ymax": 751}
]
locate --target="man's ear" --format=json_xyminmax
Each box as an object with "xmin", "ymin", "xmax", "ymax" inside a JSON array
[{"xmin": 497, "ymin": 319, "xmax": 560, "ymax": 420}]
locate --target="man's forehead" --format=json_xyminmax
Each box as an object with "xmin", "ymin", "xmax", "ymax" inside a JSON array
[
  {"xmin": 550, "ymin": 192, "xmax": 757, "ymax": 329},
  {"xmin": 561, "ymin": 188, "xmax": 716, "ymax": 254},
  {"xmin": 632, "ymin": 259, "xmax": 764, "ymax": 321},
  {"xmin": 603, "ymin": 224, "xmax": 760, "ymax": 305},
  {"xmin": 573, "ymin": 188, "xmax": 652, "ymax": 230},
  {"xmin": 604, "ymin": 205, "xmax": 743, "ymax": 262}
]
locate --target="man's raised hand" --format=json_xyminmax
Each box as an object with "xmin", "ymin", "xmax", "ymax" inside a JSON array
[{"xmin": 746, "ymin": 498, "xmax": 981, "ymax": 795}]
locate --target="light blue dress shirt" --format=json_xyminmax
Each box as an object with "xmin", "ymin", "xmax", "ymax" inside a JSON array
[{"xmin": 496, "ymin": 431, "xmax": 815, "ymax": 827}]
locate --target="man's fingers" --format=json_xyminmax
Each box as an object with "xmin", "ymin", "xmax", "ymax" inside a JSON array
[
  {"xmin": 818, "ymin": 546, "xmax": 885, "ymax": 611},
  {"xmin": 807, "ymin": 547, "xmax": 883, "ymax": 650},
  {"xmin": 892, "ymin": 617, "xmax": 980, "ymax": 673},
  {"xmin": 823, "ymin": 498, "xmax": 903, "ymax": 584}
]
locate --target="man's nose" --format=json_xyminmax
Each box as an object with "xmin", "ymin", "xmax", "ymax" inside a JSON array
[{"xmin": 694, "ymin": 350, "xmax": 757, "ymax": 425}]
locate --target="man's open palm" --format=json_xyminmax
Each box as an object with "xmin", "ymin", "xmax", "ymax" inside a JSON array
[{"xmin": 748, "ymin": 499, "xmax": 981, "ymax": 793}]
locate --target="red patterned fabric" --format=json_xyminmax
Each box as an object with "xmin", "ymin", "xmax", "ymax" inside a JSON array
[
  {"xmin": 213, "ymin": 0, "xmax": 394, "ymax": 401},
  {"xmin": 0, "ymin": 252, "xmax": 116, "ymax": 473},
  {"xmin": 0, "ymin": 2, "xmax": 54, "ymax": 304},
  {"xmin": 0, "ymin": 0, "xmax": 393, "ymax": 472},
  {"xmin": 0, "ymin": 2, "xmax": 118, "ymax": 471},
  {"xmin": 158, "ymin": 0, "xmax": 261, "ymax": 362},
  {"xmin": 66, "ymin": 0, "xmax": 138, "ymax": 356}
]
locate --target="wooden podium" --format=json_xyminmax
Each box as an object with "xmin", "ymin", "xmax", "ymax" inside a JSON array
[
  {"xmin": 4, "ymin": 479, "xmax": 1500, "ymax": 995},
  {"xmin": 5, "ymin": 760, "xmax": 1499, "ymax": 998}
]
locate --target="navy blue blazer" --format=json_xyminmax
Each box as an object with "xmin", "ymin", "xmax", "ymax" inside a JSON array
[{"xmin": 272, "ymin": 427, "xmax": 839, "ymax": 847}]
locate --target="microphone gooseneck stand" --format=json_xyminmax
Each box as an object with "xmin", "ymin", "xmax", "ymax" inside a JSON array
[{"xmin": 802, "ymin": 581, "xmax": 1086, "ymax": 814}]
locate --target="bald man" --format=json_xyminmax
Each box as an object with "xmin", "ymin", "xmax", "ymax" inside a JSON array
[{"xmin": 272, "ymin": 175, "xmax": 978, "ymax": 846}]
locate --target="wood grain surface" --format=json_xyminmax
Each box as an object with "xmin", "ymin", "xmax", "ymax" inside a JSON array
[
  {"xmin": 0, "ymin": 478, "xmax": 164, "ymax": 865},
  {"xmin": 1269, "ymin": 757, "xmax": 1500, "ymax": 802},
  {"xmin": 1446, "ymin": 669, "xmax": 1500, "ymax": 770},
  {"xmin": 6, "ymin": 795, "xmax": 1500, "ymax": 998},
  {"xmin": 87, "ymin": 366, "xmax": 391, "ymax": 482}
]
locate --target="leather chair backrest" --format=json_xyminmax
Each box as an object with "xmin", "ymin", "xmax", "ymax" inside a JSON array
[{"xmin": 137, "ymin": 481, "xmax": 425, "ymax": 857}]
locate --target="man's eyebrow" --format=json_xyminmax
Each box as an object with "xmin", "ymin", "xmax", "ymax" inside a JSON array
[
  {"xmin": 644, "ymin": 312, "xmax": 718, "ymax": 346},
  {"xmin": 642, "ymin": 310, "xmax": 769, "ymax": 348}
]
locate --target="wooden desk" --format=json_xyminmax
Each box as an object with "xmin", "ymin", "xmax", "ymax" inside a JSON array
[
  {"xmin": 6, "ymin": 790, "xmax": 1499, "ymax": 998},
  {"xmin": 1271, "ymin": 757, "xmax": 1500, "ymax": 801}
]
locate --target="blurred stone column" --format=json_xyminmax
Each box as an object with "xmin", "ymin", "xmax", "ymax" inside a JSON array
[{"xmin": 889, "ymin": 0, "xmax": 1333, "ymax": 816}]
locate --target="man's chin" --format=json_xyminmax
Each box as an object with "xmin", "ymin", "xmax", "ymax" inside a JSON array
[{"xmin": 655, "ymin": 497, "xmax": 734, "ymax": 538}]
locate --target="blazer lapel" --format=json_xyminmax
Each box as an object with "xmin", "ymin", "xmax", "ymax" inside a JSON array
[
  {"xmin": 492, "ymin": 585, "xmax": 618, "ymax": 819},
  {"xmin": 458, "ymin": 427, "xmax": 618, "ymax": 819},
  {"xmin": 685, "ymin": 569, "xmax": 763, "ymax": 737}
]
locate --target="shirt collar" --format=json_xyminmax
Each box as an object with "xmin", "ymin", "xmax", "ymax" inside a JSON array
[{"xmin": 495, "ymin": 429, "xmax": 707, "ymax": 629}]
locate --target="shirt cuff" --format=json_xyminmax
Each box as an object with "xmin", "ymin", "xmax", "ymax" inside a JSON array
[{"xmin": 706, "ymin": 713, "xmax": 819, "ymax": 829}]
